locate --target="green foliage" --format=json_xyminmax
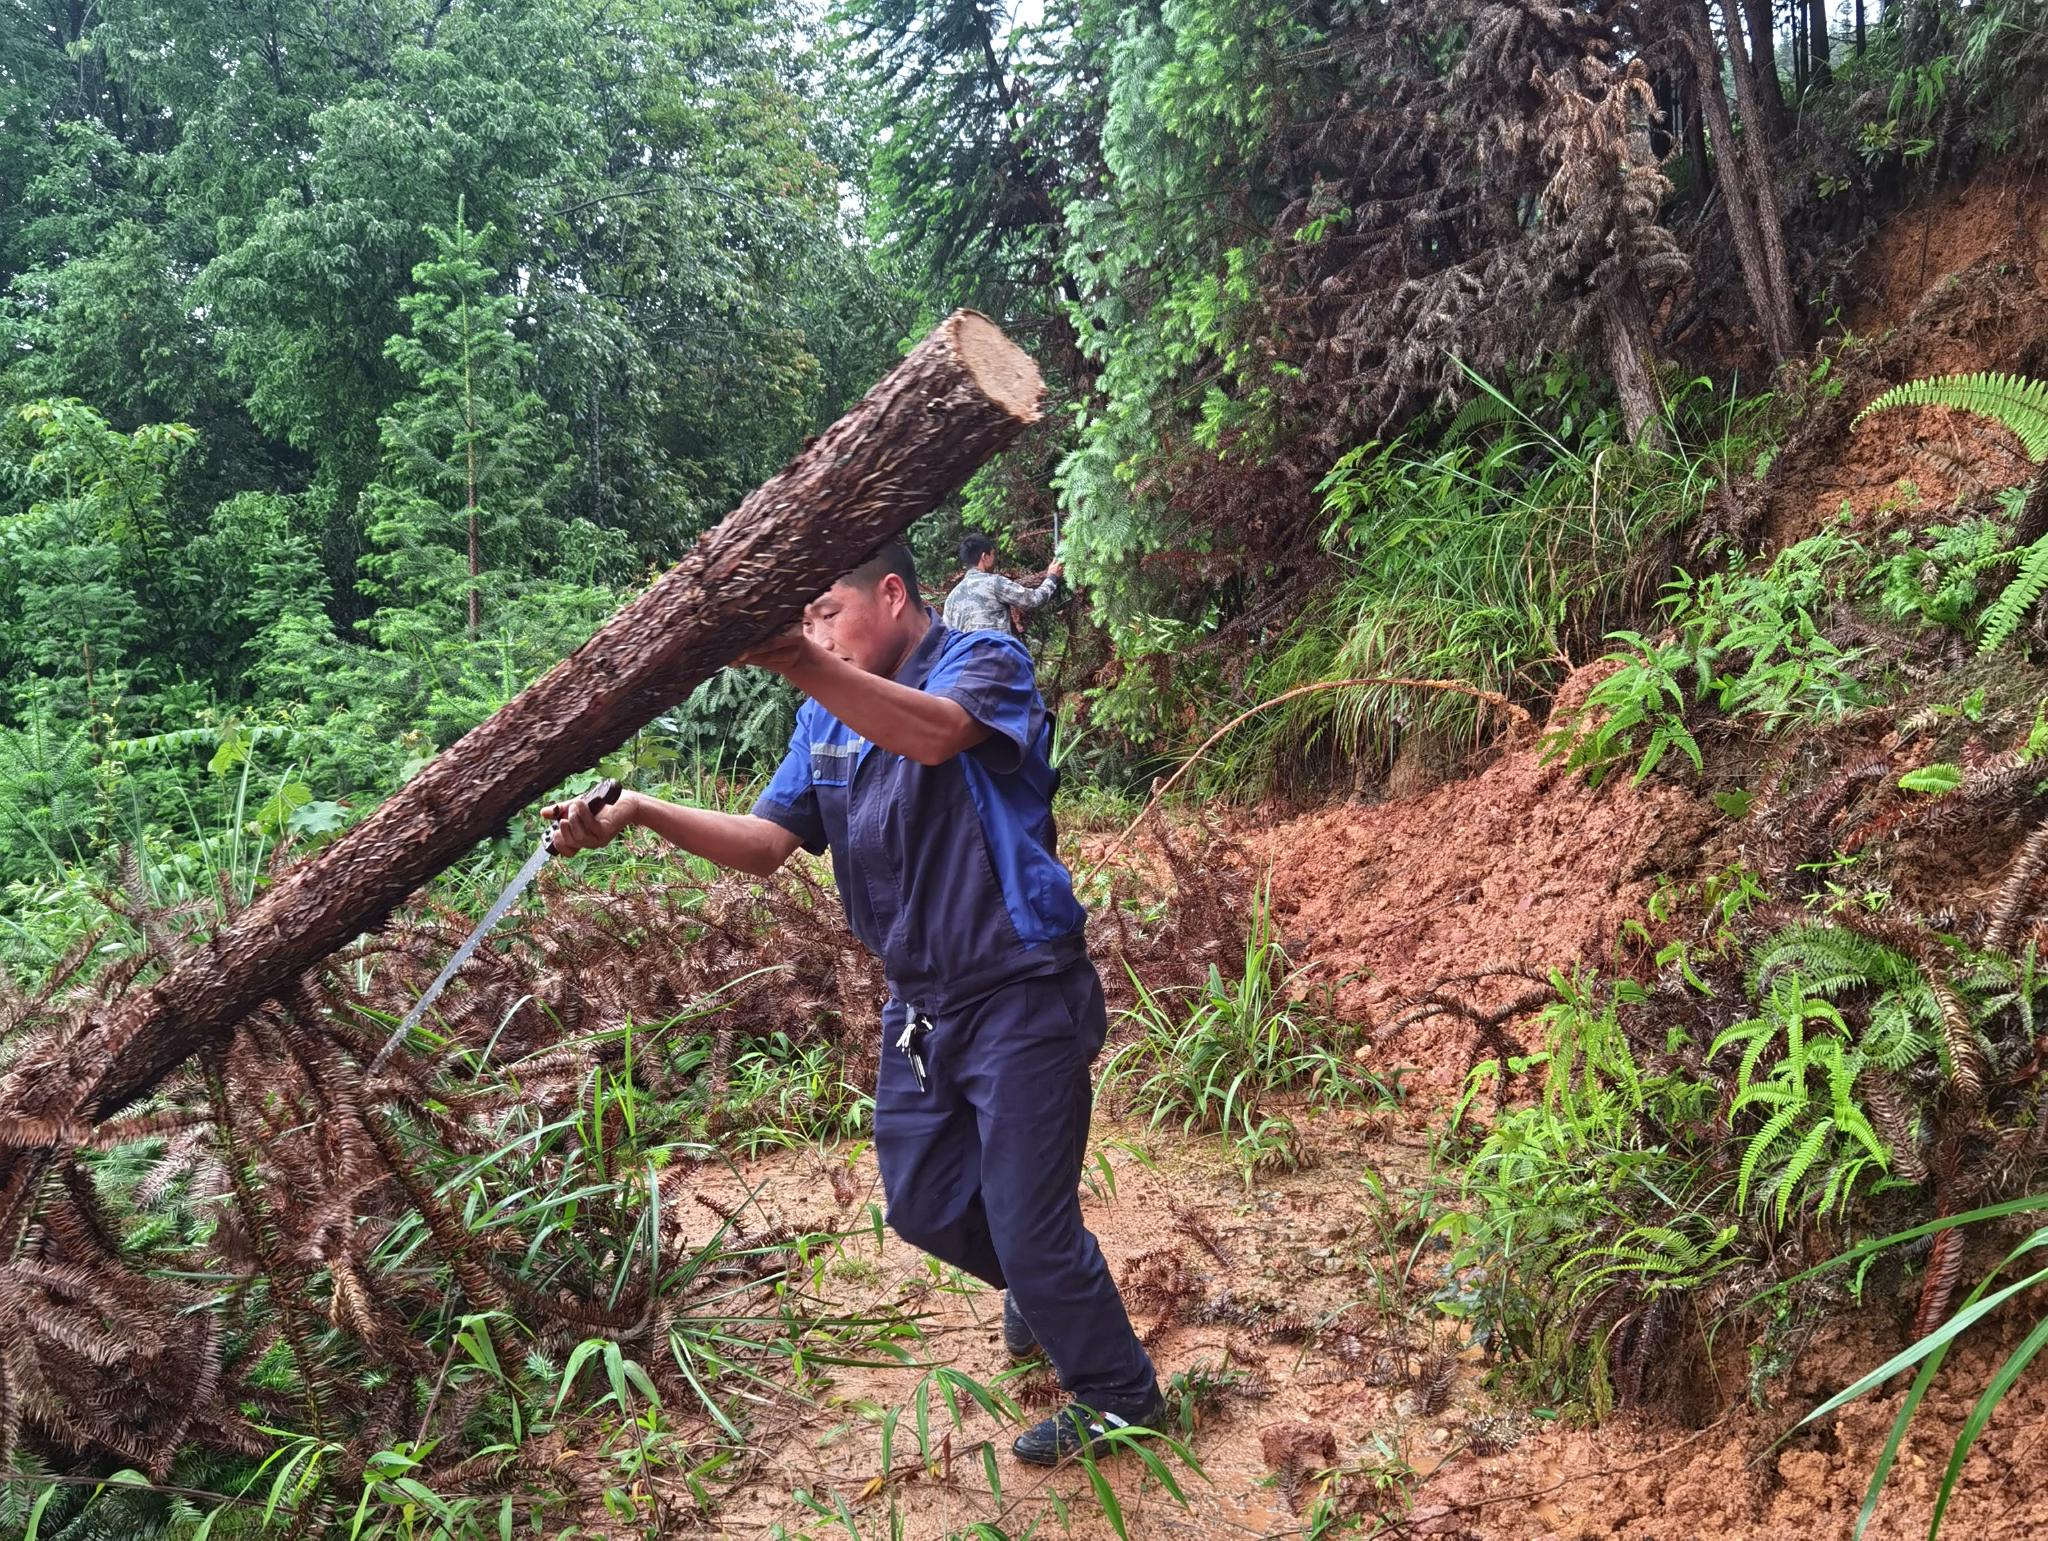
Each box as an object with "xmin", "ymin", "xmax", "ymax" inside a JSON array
[
  {"xmin": 1211, "ymin": 375, "xmax": 1773, "ymax": 792},
  {"xmin": 1899, "ymin": 763, "xmax": 1964, "ymax": 794},
  {"xmin": 1857, "ymin": 372, "xmax": 2048, "ymax": 463},
  {"xmin": 1546, "ymin": 525, "xmax": 1874, "ymax": 785},
  {"xmin": 1868, "ymin": 489, "xmax": 2048, "ymax": 655},
  {"xmin": 358, "ymin": 200, "xmax": 577, "ymax": 644},
  {"xmin": 654, "ymin": 669, "xmax": 801, "ymax": 783},
  {"xmin": 1856, "ymin": 371, "xmax": 2048, "ymax": 654},
  {"xmin": 720, "ymin": 1032, "xmax": 875, "ymax": 1155},
  {"xmin": 1876, "ymin": 509, "xmax": 2019, "ymax": 632},
  {"xmin": 1101, "ymin": 878, "xmax": 1398, "ymax": 1188},
  {"xmin": 1440, "ymin": 902, "xmax": 2048, "ymax": 1416},
  {"xmin": 0, "ymin": 0, "xmax": 895, "ymax": 901},
  {"xmin": 1977, "ymin": 533, "xmax": 2048, "ymax": 653},
  {"xmin": 1439, "ymin": 967, "xmax": 1736, "ymax": 1406},
  {"xmin": 1712, "ymin": 979, "xmax": 1888, "ymax": 1225},
  {"xmin": 1548, "ymin": 636, "xmax": 1703, "ymax": 787}
]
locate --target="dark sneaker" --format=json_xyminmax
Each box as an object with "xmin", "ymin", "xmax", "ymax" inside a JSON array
[
  {"xmin": 1011, "ymin": 1385, "xmax": 1169, "ymax": 1467},
  {"xmin": 1001, "ymin": 1291, "xmax": 1038, "ymax": 1359}
]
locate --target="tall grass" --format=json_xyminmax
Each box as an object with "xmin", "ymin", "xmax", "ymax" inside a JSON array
[{"xmin": 1214, "ymin": 372, "xmax": 1777, "ymax": 794}]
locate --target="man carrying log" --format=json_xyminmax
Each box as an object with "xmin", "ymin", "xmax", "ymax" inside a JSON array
[{"xmin": 544, "ymin": 539, "xmax": 1165, "ymax": 1465}]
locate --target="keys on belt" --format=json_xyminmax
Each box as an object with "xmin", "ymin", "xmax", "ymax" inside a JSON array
[{"xmin": 894, "ymin": 1011, "xmax": 933, "ymax": 1093}]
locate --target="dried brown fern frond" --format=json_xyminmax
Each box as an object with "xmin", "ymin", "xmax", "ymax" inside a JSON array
[
  {"xmin": 1860, "ymin": 1069, "xmax": 1930, "ymax": 1183},
  {"xmin": 1758, "ymin": 757, "xmax": 1891, "ymax": 878},
  {"xmin": 1412, "ymin": 1346, "xmax": 1458, "ymax": 1415},
  {"xmin": 1928, "ymin": 971, "xmax": 1991, "ymax": 1102},
  {"xmin": 1987, "ymin": 818, "xmax": 2048, "ymax": 950},
  {"xmin": 1913, "ymin": 1222, "xmax": 1972, "ymax": 1340},
  {"xmin": 1087, "ymin": 818, "xmax": 1259, "ymax": 1013},
  {"xmin": 1122, "ymin": 1245, "xmax": 1202, "ymax": 1319},
  {"xmin": 1190, "ymin": 1288, "xmax": 1313, "ymax": 1343}
]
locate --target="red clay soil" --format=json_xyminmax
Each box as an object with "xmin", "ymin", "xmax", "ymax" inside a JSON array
[
  {"xmin": 1853, "ymin": 159, "xmax": 2048, "ymax": 338},
  {"xmin": 1238, "ymin": 664, "xmax": 1716, "ymax": 1094},
  {"xmin": 1757, "ymin": 158, "xmax": 2048, "ymax": 550},
  {"xmin": 634, "ymin": 1111, "xmax": 2048, "ymax": 1540}
]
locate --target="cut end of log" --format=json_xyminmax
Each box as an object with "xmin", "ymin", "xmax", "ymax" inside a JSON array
[{"xmin": 947, "ymin": 309, "xmax": 1043, "ymax": 424}]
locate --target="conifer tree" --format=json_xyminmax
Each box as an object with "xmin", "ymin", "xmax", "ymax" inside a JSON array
[{"xmin": 358, "ymin": 201, "xmax": 567, "ymax": 646}]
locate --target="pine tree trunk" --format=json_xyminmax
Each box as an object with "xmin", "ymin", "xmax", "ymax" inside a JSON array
[
  {"xmin": 1601, "ymin": 275, "xmax": 1670, "ymax": 449},
  {"xmin": 1684, "ymin": 0, "xmax": 1800, "ymax": 360},
  {"xmin": 1721, "ymin": 0, "xmax": 1804, "ymax": 351},
  {"xmin": 1685, "ymin": 76, "xmax": 1712, "ymax": 195},
  {"xmin": 0, "ymin": 310, "xmax": 1044, "ymax": 1226},
  {"xmin": 1740, "ymin": 0, "xmax": 1790, "ymax": 137},
  {"xmin": 1856, "ymin": 0, "xmax": 1867, "ymax": 54},
  {"xmin": 1808, "ymin": 0, "xmax": 1833, "ymax": 84},
  {"xmin": 467, "ymin": 443, "xmax": 480, "ymax": 638}
]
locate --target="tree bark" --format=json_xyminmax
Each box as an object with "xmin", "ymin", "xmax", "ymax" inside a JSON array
[
  {"xmin": 0, "ymin": 310, "xmax": 1043, "ymax": 1233},
  {"xmin": 1684, "ymin": 0, "xmax": 1800, "ymax": 361},
  {"xmin": 1720, "ymin": 0, "xmax": 1804, "ymax": 350},
  {"xmin": 1808, "ymin": 0, "xmax": 1833, "ymax": 84},
  {"xmin": 1740, "ymin": 0, "xmax": 1790, "ymax": 138},
  {"xmin": 1856, "ymin": 0, "xmax": 1866, "ymax": 54},
  {"xmin": 1601, "ymin": 275, "xmax": 1670, "ymax": 449},
  {"xmin": 1684, "ymin": 75, "xmax": 1712, "ymax": 196}
]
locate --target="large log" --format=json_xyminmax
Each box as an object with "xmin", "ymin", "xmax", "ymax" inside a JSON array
[{"xmin": 0, "ymin": 310, "xmax": 1040, "ymax": 1225}]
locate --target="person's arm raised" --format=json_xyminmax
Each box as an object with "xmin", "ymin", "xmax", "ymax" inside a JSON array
[{"xmin": 741, "ymin": 632, "xmax": 990, "ymax": 768}]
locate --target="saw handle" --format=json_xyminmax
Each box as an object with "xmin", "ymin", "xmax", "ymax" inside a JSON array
[{"xmin": 543, "ymin": 777, "xmax": 623, "ymax": 852}]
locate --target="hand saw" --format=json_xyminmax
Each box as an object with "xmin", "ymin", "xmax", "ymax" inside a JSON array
[{"xmin": 366, "ymin": 778, "xmax": 622, "ymax": 1075}]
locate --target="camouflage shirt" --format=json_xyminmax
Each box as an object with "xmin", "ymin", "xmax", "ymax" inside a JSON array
[{"xmin": 940, "ymin": 568, "xmax": 1061, "ymax": 636}]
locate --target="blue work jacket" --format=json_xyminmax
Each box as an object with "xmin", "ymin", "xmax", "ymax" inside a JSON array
[{"xmin": 752, "ymin": 613, "xmax": 1088, "ymax": 1014}]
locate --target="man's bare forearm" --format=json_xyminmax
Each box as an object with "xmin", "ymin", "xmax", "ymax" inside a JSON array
[
  {"xmin": 781, "ymin": 648, "xmax": 988, "ymax": 766},
  {"xmin": 623, "ymin": 793, "xmax": 799, "ymax": 877}
]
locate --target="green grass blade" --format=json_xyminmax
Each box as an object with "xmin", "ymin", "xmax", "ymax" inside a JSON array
[{"xmin": 1927, "ymin": 1313, "xmax": 2048, "ymax": 1537}]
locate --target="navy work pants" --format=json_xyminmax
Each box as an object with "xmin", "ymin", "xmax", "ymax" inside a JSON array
[{"xmin": 876, "ymin": 962, "xmax": 1157, "ymax": 1409}]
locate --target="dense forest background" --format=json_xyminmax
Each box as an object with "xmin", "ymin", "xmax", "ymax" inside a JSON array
[{"xmin": 7, "ymin": 0, "xmax": 2039, "ymax": 903}]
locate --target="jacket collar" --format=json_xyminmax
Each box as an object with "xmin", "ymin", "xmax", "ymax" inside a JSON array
[{"xmin": 891, "ymin": 607, "xmax": 950, "ymax": 691}]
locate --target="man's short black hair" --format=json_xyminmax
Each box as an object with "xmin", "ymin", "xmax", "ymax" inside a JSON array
[
  {"xmin": 841, "ymin": 541, "xmax": 920, "ymax": 598},
  {"xmin": 959, "ymin": 532, "xmax": 996, "ymax": 568}
]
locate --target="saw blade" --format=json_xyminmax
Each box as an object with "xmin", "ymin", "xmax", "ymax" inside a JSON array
[{"xmin": 366, "ymin": 839, "xmax": 553, "ymax": 1075}]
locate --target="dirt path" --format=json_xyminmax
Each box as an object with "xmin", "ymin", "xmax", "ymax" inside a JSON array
[{"xmin": 635, "ymin": 1094, "xmax": 2048, "ymax": 1540}]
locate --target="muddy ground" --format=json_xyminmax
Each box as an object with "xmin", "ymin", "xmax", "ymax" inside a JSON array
[{"xmin": 632, "ymin": 1092, "xmax": 2048, "ymax": 1540}]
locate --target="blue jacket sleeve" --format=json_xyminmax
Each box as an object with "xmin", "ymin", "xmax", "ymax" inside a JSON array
[
  {"xmin": 751, "ymin": 711, "xmax": 827, "ymax": 853},
  {"xmin": 925, "ymin": 632, "xmax": 1044, "ymax": 775}
]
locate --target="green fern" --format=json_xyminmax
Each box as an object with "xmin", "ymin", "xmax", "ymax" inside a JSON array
[
  {"xmin": 1862, "ymin": 993, "xmax": 1938, "ymax": 1072},
  {"xmin": 1737, "ymin": 1101, "xmax": 1808, "ymax": 1213},
  {"xmin": 1443, "ymin": 390, "xmax": 1518, "ymax": 443},
  {"xmin": 1745, "ymin": 922, "xmax": 1921, "ymax": 1002},
  {"xmin": 1857, "ymin": 372, "xmax": 2048, "ymax": 462},
  {"xmin": 1565, "ymin": 1220, "xmax": 1742, "ymax": 1307},
  {"xmin": 1978, "ymin": 535, "xmax": 2048, "ymax": 653},
  {"xmin": 1857, "ymin": 374, "xmax": 2048, "ymax": 651},
  {"xmin": 1718, "ymin": 972, "xmax": 1892, "ymax": 1224}
]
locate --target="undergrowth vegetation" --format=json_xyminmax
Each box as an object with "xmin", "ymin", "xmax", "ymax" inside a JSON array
[
  {"xmin": 1101, "ymin": 881, "xmax": 1403, "ymax": 1188},
  {"xmin": 1413, "ymin": 375, "xmax": 2048, "ymax": 1530},
  {"xmin": 1224, "ymin": 373, "xmax": 1779, "ymax": 794}
]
